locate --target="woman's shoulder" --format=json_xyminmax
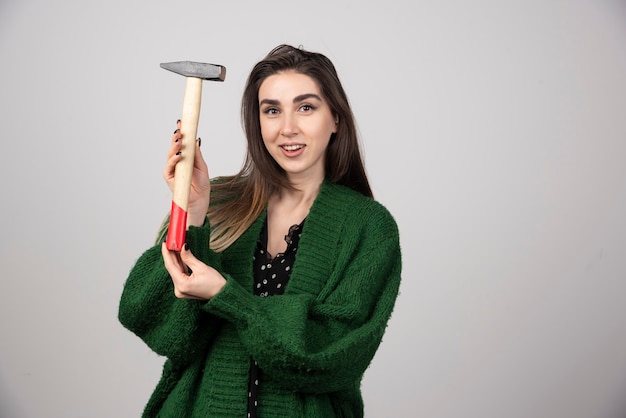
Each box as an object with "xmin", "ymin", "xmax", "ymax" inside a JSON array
[
  {"xmin": 321, "ymin": 180, "xmax": 392, "ymax": 210},
  {"xmin": 318, "ymin": 181, "xmax": 399, "ymax": 233}
]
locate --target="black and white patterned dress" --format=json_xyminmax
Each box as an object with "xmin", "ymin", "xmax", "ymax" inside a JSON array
[{"xmin": 247, "ymin": 218, "xmax": 305, "ymax": 418}]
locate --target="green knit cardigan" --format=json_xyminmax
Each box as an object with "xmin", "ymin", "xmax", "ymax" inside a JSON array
[{"xmin": 118, "ymin": 181, "xmax": 402, "ymax": 417}]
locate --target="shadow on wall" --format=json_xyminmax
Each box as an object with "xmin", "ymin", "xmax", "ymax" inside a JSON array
[{"xmin": 0, "ymin": 377, "xmax": 27, "ymax": 417}]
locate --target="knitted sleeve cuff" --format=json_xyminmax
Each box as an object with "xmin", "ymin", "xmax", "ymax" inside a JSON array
[
  {"xmin": 185, "ymin": 220, "xmax": 222, "ymax": 271},
  {"xmin": 202, "ymin": 276, "xmax": 257, "ymax": 324}
]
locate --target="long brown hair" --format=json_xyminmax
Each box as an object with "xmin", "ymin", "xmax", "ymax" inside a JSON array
[{"xmin": 207, "ymin": 44, "xmax": 372, "ymax": 251}]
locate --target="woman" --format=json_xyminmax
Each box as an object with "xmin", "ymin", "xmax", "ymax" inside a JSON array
[{"xmin": 119, "ymin": 44, "xmax": 402, "ymax": 417}]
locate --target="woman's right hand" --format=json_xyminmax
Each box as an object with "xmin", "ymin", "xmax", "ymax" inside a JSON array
[{"xmin": 163, "ymin": 120, "xmax": 211, "ymax": 228}]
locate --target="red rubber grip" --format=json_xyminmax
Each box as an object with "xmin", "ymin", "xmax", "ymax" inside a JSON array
[{"xmin": 165, "ymin": 200, "xmax": 187, "ymax": 251}]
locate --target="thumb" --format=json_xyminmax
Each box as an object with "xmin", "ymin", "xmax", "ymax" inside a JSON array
[
  {"xmin": 180, "ymin": 243, "xmax": 202, "ymax": 271},
  {"xmin": 194, "ymin": 138, "xmax": 209, "ymax": 173}
]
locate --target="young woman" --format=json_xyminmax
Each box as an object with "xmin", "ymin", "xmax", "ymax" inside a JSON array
[{"xmin": 119, "ymin": 44, "xmax": 402, "ymax": 418}]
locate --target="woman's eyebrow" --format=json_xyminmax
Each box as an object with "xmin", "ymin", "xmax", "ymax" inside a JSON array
[
  {"xmin": 293, "ymin": 93, "xmax": 322, "ymax": 103},
  {"xmin": 259, "ymin": 98, "xmax": 280, "ymax": 106}
]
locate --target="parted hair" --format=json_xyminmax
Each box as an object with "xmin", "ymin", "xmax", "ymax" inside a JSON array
[{"xmin": 165, "ymin": 44, "xmax": 372, "ymax": 251}]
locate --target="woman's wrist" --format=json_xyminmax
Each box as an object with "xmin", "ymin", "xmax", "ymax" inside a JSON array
[
  {"xmin": 187, "ymin": 213, "xmax": 207, "ymax": 228},
  {"xmin": 186, "ymin": 200, "xmax": 210, "ymax": 228}
]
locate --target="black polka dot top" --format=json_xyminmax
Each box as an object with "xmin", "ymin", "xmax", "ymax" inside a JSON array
[{"xmin": 247, "ymin": 218, "xmax": 305, "ymax": 418}]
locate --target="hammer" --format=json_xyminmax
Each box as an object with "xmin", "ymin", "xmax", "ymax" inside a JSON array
[{"xmin": 160, "ymin": 61, "xmax": 226, "ymax": 251}]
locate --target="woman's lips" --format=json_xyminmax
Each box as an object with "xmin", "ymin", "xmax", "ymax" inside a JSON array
[{"xmin": 280, "ymin": 144, "xmax": 305, "ymax": 156}]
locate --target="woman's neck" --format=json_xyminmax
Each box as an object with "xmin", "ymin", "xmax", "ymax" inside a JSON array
[{"xmin": 269, "ymin": 178, "xmax": 322, "ymax": 215}]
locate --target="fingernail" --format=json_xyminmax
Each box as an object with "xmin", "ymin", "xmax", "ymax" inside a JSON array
[
  {"xmin": 177, "ymin": 119, "xmax": 181, "ymax": 124},
  {"xmin": 176, "ymin": 151, "xmax": 181, "ymax": 156},
  {"xmin": 197, "ymin": 138, "xmax": 201, "ymax": 147},
  {"xmin": 174, "ymin": 128, "xmax": 180, "ymax": 134},
  {"xmin": 184, "ymin": 243, "xmax": 189, "ymax": 251}
]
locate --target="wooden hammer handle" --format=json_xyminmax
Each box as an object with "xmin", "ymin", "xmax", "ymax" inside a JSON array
[{"xmin": 166, "ymin": 77, "xmax": 203, "ymax": 251}]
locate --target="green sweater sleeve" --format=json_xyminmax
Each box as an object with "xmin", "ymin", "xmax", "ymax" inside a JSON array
[
  {"xmin": 203, "ymin": 205, "xmax": 402, "ymax": 394},
  {"xmin": 118, "ymin": 222, "xmax": 223, "ymax": 366}
]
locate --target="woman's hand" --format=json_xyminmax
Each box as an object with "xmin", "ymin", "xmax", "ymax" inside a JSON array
[
  {"xmin": 164, "ymin": 120, "xmax": 211, "ymax": 227},
  {"xmin": 161, "ymin": 242, "xmax": 226, "ymax": 300}
]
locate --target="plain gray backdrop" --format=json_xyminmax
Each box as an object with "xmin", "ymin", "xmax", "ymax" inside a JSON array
[{"xmin": 1, "ymin": 0, "xmax": 626, "ymax": 417}]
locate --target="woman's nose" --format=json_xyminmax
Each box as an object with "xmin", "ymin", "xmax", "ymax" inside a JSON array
[{"xmin": 280, "ymin": 114, "xmax": 298, "ymax": 137}]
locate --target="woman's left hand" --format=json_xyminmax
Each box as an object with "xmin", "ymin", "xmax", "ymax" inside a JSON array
[{"xmin": 161, "ymin": 243, "xmax": 226, "ymax": 300}]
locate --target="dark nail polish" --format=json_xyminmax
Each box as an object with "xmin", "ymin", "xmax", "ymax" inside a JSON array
[
  {"xmin": 197, "ymin": 138, "xmax": 201, "ymax": 147},
  {"xmin": 174, "ymin": 129, "xmax": 180, "ymax": 134},
  {"xmin": 176, "ymin": 151, "xmax": 181, "ymax": 156},
  {"xmin": 184, "ymin": 243, "xmax": 189, "ymax": 251},
  {"xmin": 177, "ymin": 119, "xmax": 181, "ymax": 124}
]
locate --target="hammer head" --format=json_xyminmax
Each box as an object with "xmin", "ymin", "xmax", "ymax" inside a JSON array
[{"xmin": 160, "ymin": 61, "xmax": 226, "ymax": 81}]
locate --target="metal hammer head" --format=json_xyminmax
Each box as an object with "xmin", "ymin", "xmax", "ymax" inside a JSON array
[{"xmin": 160, "ymin": 61, "xmax": 226, "ymax": 81}]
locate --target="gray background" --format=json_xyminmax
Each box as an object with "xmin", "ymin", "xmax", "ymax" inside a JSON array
[{"xmin": 1, "ymin": 0, "xmax": 626, "ymax": 417}]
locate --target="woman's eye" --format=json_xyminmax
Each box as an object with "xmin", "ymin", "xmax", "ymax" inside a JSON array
[
  {"xmin": 300, "ymin": 104, "xmax": 316, "ymax": 112},
  {"xmin": 263, "ymin": 107, "xmax": 279, "ymax": 115}
]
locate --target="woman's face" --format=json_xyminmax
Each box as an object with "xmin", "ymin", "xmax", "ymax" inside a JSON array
[{"xmin": 258, "ymin": 70, "xmax": 337, "ymax": 184}]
